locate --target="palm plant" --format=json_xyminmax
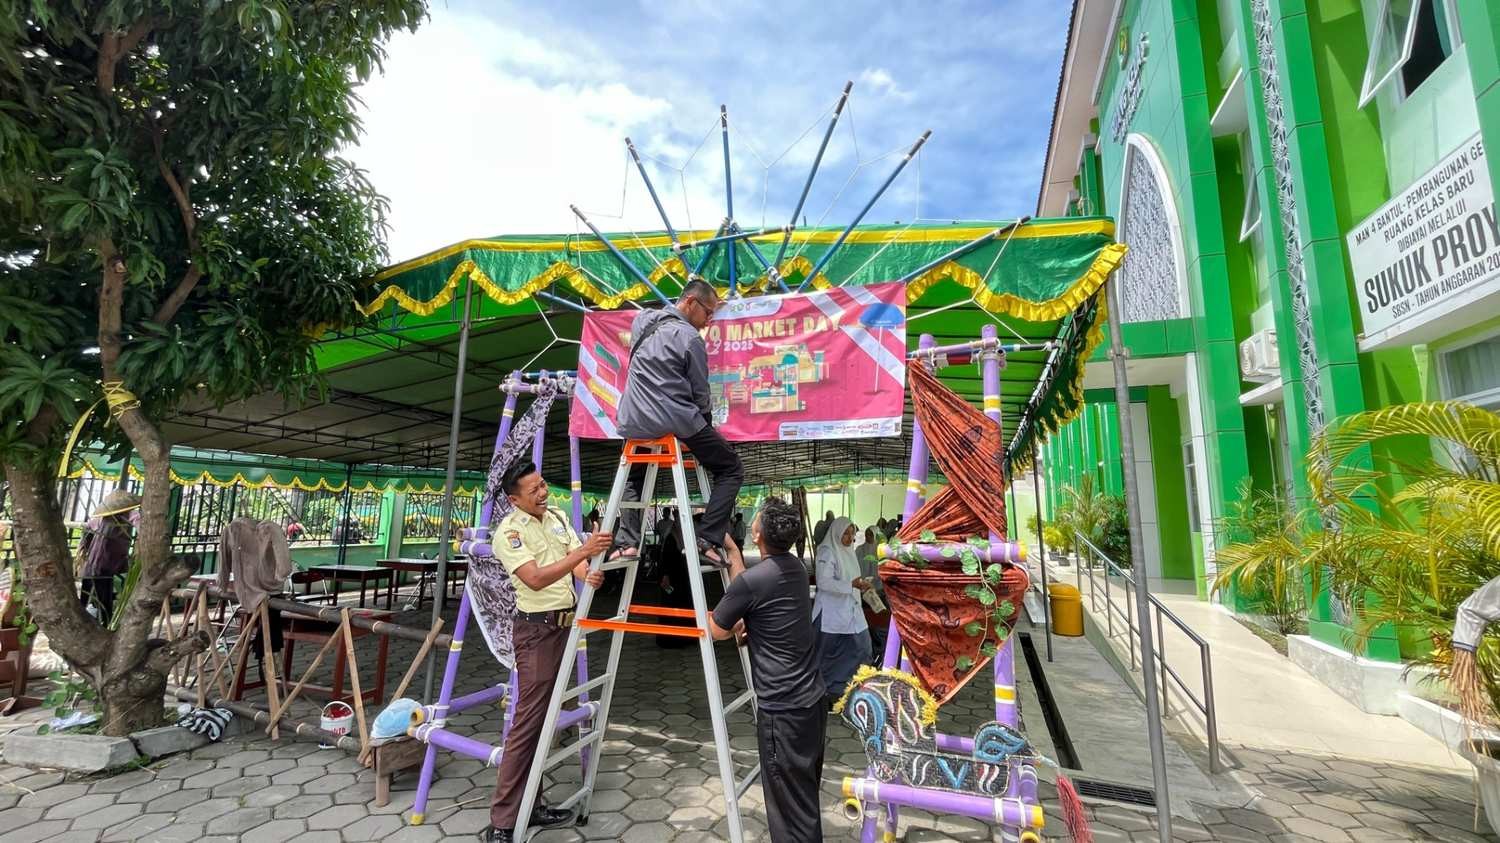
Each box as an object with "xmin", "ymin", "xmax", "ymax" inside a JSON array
[
  {"xmin": 1050, "ymin": 475, "xmax": 1131, "ymax": 567},
  {"xmin": 1306, "ymin": 401, "xmax": 1500, "ymax": 715},
  {"xmin": 1210, "ymin": 479, "xmax": 1307, "ymax": 634}
]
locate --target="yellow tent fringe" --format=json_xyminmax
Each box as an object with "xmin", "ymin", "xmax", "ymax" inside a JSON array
[
  {"xmin": 68, "ymin": 462, "xmax": 483, "ymax": 496},
  {"xmin": 359, "ymin": 243, "xmax": 1126, "ymax": 322},
  {"xmin": 1006, "ymin": 287, "xmax": 1112, "ymax": 474},
  {"xmin": 371, "ymin": 219, "xmax": 1116, "ymax": 283},
  {"xmin": 831, "ymin": 665, "xmax": 941, "ymax": 726}
]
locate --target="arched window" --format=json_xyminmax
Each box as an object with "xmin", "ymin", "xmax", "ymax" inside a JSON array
[{"xmin": 1116, "ymin": 135, "xmax": 1188, "ymax": 323}]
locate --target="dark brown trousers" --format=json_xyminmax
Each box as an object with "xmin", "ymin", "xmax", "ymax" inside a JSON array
[{"xmin": 490, "ymin": 618, "xmax": 568, "ymax": 829}]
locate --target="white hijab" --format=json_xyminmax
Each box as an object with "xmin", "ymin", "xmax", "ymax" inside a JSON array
[{"xmin": 817, "ymin": 517, "xmax": 861, "ymax": 582}]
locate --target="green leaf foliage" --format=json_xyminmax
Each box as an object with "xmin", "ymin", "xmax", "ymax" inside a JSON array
[{"xmin": 0, "ymin": 1, "xmax": 426, "ymax": 458}]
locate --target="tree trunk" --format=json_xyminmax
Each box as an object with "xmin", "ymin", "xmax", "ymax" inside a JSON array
[
  {"xmin": 4, "ymin": 460, "xmax": 209, "ymax": 736},
  {"xmin": 1, "ymin": 462, "xmax": 109, "ymax": 681}
]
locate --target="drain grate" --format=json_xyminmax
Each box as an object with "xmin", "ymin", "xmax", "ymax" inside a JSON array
[{"xmin": 1070, "ymin": 778, "xmax": 1157, "ymax": 807}]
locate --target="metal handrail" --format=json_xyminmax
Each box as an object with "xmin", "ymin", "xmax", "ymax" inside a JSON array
[{"xmin": 1071, "ymin": 531, "xmax": 1220, "ymax": 773}]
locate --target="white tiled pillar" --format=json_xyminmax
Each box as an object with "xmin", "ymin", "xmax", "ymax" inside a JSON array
[
  {"xmin": 1129, "ymin": 401, "xmax": 1165, "ymax": 587},
  {"xmin": 1181, "ymin": 352, "xmax": 1219, "ymax": 602}
]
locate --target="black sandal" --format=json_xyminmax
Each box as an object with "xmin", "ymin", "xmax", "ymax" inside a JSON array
[{"xmin": 696, "ymin": 538, "xmax": 727, "ymax": 568}]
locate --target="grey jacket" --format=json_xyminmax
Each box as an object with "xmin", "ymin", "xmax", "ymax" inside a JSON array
[{"xmin": 617, "ymin": 307, "xmax": 712, "ymax": 440}]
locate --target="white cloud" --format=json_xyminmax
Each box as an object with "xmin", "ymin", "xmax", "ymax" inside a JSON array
[
  {"xmin": 349, "ymin": 3, "xmax": 1070, "ymax": 264},
  {"xmin": 351, "ymin": 12, "xmax": 720, "ymax": 262},
  {"xmin": 857, "ymin": 68, "xmax": 913, "ymax": 102}
]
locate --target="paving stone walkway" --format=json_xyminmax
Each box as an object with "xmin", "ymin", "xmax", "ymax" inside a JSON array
[{"xmin": 0, "ymin": 584, "xmax": 1495, "ymax": 841}]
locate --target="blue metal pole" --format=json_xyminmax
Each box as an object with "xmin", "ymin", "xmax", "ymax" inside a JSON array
[
  {"xmin": 570, "ymin": 204, "xmax": 672, "ymax": 306},
  {"xmin": 688, "ymin": 220, "xmax": 728, "ymax": 281},
  {"xmin": 720, "ymin": 105, "xmax": 737, "ymax": 297},
  {"xmin": 733, "ymin": 223, "xmax": 792, "ymax": 293},
  {"xmin": 895, "ymin": 217, "xmax": 1029, "ymax": 285},
  {"xmin": 795, "ymin": 130, "xmax": 931, "ymax": 292},
  {"xmin": 774, "ymin": 81, "xmax": 853, "ymax": 275},
  {"xmin": 626, "ymin": 137, "xmax": 680, "ymax": 248},
  {"xmin": 536, "ymin": 290, "xmax": 588, "ymax": 313},
  {"xmin": 676, "ymin": 226, "xmax": 778, "ymax": 251}
]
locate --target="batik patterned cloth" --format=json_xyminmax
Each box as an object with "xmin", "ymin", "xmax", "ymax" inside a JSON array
[
  {"xmin": 881, "ymin": 363, "xmax": 1027, "ymax": 704},
  {"xmin": 467, "ymin": 382, "xmax": 558, "ymax": 670}
]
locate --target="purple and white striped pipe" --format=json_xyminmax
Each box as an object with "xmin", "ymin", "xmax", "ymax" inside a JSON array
[
  {"xmin": 412, "ymin": 382, "xmax": 522, "ymax": 825},
  {"xmin": 866, "ymin": 332, "xmax": 937, "ymax": 843},
  {"xmin": 842, "ymin": 777, "xmax": 1044, "ymax": 830},
  {"xmin": 876, "ymin": 540, "xmax": 1026, "ymax": 565},
  {"xmin": 412, "ymin": 683, "xmax": 510, "ymax": 725},
  {"xmin": 409, "ymin": 702, "xmax": 597, "ymax": 767}
]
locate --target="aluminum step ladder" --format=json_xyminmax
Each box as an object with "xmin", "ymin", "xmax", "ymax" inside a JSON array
[{"xmin": 512, "ymin": 435, "xmax": 760, "ymax": 841}]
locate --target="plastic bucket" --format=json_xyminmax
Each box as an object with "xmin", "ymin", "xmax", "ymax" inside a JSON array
[
  {"xmin": 319, "ymin": 701, "xmax": 354, "ymax": 748},
  {"xmin": 1048, "ymin": 583, "xmax": 1084, "ymax": 637}
]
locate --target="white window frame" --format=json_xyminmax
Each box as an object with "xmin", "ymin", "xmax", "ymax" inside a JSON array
[
  {"xmin": 1357, "ymin": 0, "xmax": 1463, "ymax": 109},
  {"xmin": 1437, "ymin": 327, "xmax": 1500, "ymax": 411},
  {"xmin": 1238, "ymin": 140, "xmax": 1261, "ymax": 243}
]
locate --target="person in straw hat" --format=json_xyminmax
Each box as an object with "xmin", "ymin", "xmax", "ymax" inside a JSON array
[{"xmin": 78, "ymin": 489, "xmax": 140, "ymax": 621}]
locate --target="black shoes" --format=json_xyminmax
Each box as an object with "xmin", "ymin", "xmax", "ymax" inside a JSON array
[
  {"xmin": 477, "ymin": 805, "xmax": 576, "ymax": 841},
  {"xmin": 531, "ymin": 805, "xmax": 575, "ymax": 828}
]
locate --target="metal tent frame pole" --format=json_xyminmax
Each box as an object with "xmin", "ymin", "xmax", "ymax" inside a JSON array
[
  {"xmin": 423, "ymin": 278, "xmax": 475, "ymax": 701},
  {"xmin": 1106, "ymin": 275, "xmax": 1172, "ymax": 841},
  {"xmin": 1030, "ymin": 445, "xmax": 1052, "ymax": 662},
  {"xmin": 335, "ymin": 463, "xmax": 354, "ymax": 566}
]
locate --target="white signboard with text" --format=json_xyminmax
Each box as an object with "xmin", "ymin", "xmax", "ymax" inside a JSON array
[{"xmin": 1347, "ymin": 134, "xmax": 1500, "ymax": 346}]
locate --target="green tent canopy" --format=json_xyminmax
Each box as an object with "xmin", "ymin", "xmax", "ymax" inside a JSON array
[{"xmin": 160, "ymin": 218, "xmax": 1123, "ymax": 492}]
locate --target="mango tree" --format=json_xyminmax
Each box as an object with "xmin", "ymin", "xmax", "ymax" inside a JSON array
[{"xmin": 0, "ymin": 0, "xmax": 424, "ymax": 735}]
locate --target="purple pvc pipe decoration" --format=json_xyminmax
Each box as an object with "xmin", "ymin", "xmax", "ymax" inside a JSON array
[
  {"xmin": 934, "ymin": 732, "xmax": 975, "ymax": 754},
  {"xmin": 410, "ymin": 703, "xmax": 597, "ymax": 768},
  {"xmin": 414, "ymin": 384, "xmax": 520, "ymax": 823},
  {"xmin": 866, "ymin": 333, "xmax": 936, "ymax": 843},
  {"xmin": 876, "ymin": 540, "xmax": 1026, "ymax": 565},
  {"xmin": 843, "ymin": 777, "xmax": 1044, "ymax": 829},
  {"xmin": 445, "ymin": 683, "xmax": 510, "ymax": 716}
]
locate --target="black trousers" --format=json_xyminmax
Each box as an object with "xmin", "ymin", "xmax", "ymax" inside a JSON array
[
  {"xmin": 757, "ymin": 702, "xmax": 826, "ymax": 843},
  {"xmin": 79, "ymin": 576, "xmax": 116, "ymax": 620},
  {"xmin": 618, "ymin": 424, "xmax": 743, "ymax": 550}
]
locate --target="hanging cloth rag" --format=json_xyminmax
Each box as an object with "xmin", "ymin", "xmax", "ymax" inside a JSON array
[
  {"xmin": 880, "ymin": 363, "xmax": 1028, "ymax": 704},
  {"xmin": 467, "ymin": 380, "xmax": 559, "ymax": 670},
  {"xmin": 217, "ymin": 517, "xmax": 293, "ymax": 613}
]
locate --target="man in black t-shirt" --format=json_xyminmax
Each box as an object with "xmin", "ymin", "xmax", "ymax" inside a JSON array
[{"xmin": 709, "ymin": 497, "xmax": 824, "ymax": 843}]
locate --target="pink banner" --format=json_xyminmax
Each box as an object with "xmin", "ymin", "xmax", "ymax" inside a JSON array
[{"xmin": 569, "ymin": 282, "xmax": 908, "ymax": 441}]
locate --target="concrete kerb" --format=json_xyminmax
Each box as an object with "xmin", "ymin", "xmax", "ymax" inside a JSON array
[{"xmin": 2, "ymin": 705, "xmax": 256, "ymax": 774}]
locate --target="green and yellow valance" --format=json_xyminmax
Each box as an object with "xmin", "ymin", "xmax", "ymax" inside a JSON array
[
  {"xmin": 67, "ymin": 450, "xmax": 488, "ymax": 496},
  {"xmin": 357, "ymin": 218, "xmax": 1125, "ymax": 468}
]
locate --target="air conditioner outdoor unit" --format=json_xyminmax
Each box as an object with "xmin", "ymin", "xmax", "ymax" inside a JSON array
[{"xmin": 1239, "ymin": 328, "xmax": 1279, "ymax": 382}]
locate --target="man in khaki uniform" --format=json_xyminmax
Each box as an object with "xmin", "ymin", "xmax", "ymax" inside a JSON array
[{"xmin": 482, "ymin": 460, "xmax": 611, "ymax": 843}]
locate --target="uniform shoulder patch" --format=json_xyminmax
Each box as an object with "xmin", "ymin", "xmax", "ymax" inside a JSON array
[{"xmin": 505, "ymin": 530, "xmax": 522, "ymax": 549}]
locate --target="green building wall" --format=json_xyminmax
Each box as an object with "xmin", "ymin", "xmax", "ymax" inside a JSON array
[{"xmin": 1043, "ymin": 0, "xmax": 1500, "ymax": 661}]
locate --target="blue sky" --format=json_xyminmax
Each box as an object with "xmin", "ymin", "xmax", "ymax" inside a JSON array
[{"xmin": 352, "ymin": 1, "xmax": 1071, "ymax": 262}]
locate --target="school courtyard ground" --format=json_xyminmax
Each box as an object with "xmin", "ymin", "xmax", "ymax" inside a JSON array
[{"xmin": 0, "ymin": 573, "xmax": 1492, "ymax": 843}]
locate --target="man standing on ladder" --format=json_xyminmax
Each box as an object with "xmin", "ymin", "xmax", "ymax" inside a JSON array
[
  {"xmin": 708, "ymin": 498, "xmax": 825, "ymax": 842},
  {"xmin": 615, "ymin": 278, "xmax": 744, "ymax": 566},
  {"xmin": 482, "ymin": 460, "xmax": 611, "ymax": 843}
]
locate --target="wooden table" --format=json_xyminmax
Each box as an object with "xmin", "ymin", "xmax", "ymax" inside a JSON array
[
  {"xmin": 377, "ymin": 558, "xmax": 468, "ymax": 610},
  {"xmin": 278, "ymin": 609, "xmax": 391, "ymax": 706},
  {"xmin": 307, "ymin": 565, "xmax": 394, "ymax": 609}
]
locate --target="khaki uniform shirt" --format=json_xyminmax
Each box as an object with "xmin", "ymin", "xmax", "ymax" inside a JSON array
[{"xmin": 496, "ymin": 506, "xmax": 582, "ymax": 613}]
